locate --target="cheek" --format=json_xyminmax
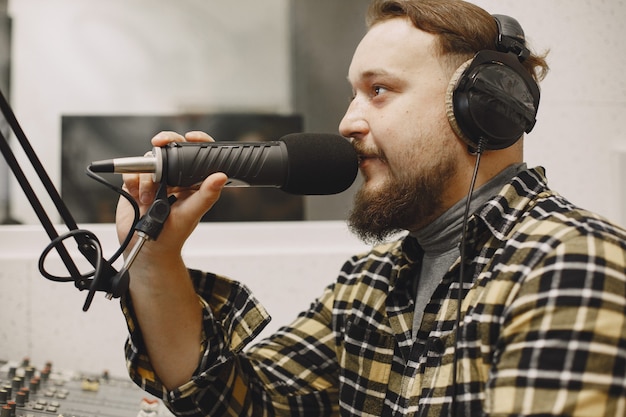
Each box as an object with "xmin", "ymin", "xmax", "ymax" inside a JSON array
[
  {"xmin": 384, "ymin": 141, "xmax": 421, "ymax": 180},
  {"xmin": 386, "ymin": 130, "xmax": 459, "ymax": 183},
  {"xmin": 372, "ymin": 100, "xmax": 460, "ymax": 175}
]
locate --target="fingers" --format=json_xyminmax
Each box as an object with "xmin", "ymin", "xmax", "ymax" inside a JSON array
[
  {"xmin": 121, "ymin": 173, "xmax": 139, "ymax": 200},
  {"xmin": 116, "ymin": 132, "xmax": 227, "ymax": 254},
  {"xmin": 150, "ymin": 130, "xmax": 216, "ymax": 147},
  {"xmin": 124, "ymin": 130, "xmax": 221, "ymax": 208},
  {"xmin": 139, "ymin": 172, "xmax": 157, "ymax": 204},
  {"xmin": 184, "ymin": 131, "xmax": 215, "ymax": 143},
  {"xmin": 135, "ymin": 131, "xmax": 208, "ymax": 204},
  {"xmin": 151, "ymin": 131, "xmax": 185, "ymax": 147},
  {"xmin": 180, "ymin": 173, "xmax": 229, "ymax": 221},
  {"xmin": 121, "ymin": 172, "xmax": 155, "ymax": 206}
]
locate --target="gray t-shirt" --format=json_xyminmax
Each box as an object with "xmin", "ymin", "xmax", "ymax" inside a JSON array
[{"xmin": 411, "ymin": 163, "xmax": 526, "ymax": 336}]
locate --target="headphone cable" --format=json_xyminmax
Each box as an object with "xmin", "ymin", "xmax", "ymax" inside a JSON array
[{"xmin": 451, "ymin": 137, "xmax": 486, "ymax": 416}]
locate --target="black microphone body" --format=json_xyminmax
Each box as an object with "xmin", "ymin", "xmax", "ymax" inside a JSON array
[
  {"xmin": 90, "ymin": 133, "xmax": 358, "ymax": 195},
  {"xmin": 160, "ymin": 140, "xmax": 288, "ymax": 188}
]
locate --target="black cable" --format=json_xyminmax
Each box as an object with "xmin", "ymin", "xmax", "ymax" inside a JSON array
[
  {"xmin": 84, "ymin": 165, "xmax": 139, "ymax": 264},
  {"xmin": 38, "ymin": 229, "xmax": 102, "ymax": 282},
  {"xmin": 451, "ymin": 138, "xmax": 486, "ymax": 417},
  {"xmin": 37, "ymin": 167, "xmax": 139, "ymax": 284}
]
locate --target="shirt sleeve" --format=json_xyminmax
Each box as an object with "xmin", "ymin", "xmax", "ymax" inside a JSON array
[
  {"xmin": 486, "ymin": 232, "xmax": 626, "ymax": 416},
  {"xmin": 122, "ymin": 269, "xmax": 270, "ymax": 408},
  {"xmin": 122, "ymin": 268, "xmax": 340, "ymax": 416}
]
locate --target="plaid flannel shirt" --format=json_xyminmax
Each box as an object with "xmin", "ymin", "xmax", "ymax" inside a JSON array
[{"xmin": 123, "ymin": 167, "xmax": 626, "ymax": 416}]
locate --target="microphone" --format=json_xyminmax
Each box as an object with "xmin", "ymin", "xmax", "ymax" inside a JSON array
[{"xmin": 89, "ymin": 133, "xmax": 358, "ymax": 195}]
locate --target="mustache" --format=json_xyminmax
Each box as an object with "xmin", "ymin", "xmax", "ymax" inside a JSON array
[{"xmin": 352, "ymin": 142, "xmax": 386, "ymax": 162}]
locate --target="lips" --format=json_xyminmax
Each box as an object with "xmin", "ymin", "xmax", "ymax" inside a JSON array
[
  {"xmin": 357, "ymin": 154, "xmax": 386, "ymax": 173},
  {"xmin": 358, "ymin": 153, "xmax": 383, "ymax": 163},
  {"xmin": 352, "ymin": 142, "xmax": 385, "ymax": 167}
]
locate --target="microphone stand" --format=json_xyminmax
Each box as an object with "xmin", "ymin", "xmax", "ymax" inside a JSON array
[
  {"xmin": 0, "ymin": 89, "xmax": 100, "ymax": 294},
  {"xmin": 0, "ymin": 89, "xmax": 172, "ymax": 311}
]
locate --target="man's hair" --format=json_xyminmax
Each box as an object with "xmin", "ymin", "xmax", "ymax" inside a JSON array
[{"xmin": 366, "ymin": 0, "xmax": 549, "ymax": 82}]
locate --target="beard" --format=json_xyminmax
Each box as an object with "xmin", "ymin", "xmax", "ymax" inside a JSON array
[{"xmin": 348, "ymin": 156, "xmax": 456, "ymax": 244}]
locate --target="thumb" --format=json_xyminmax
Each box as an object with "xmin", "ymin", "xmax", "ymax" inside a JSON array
[{"xmin": 185, "ymin": 172, "xmax": 228, "ymax": 219}]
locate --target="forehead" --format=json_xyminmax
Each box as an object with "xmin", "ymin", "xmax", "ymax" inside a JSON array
[{"xmin": 348, "ymin": 17, "xmax": 442, "ymax": 81}]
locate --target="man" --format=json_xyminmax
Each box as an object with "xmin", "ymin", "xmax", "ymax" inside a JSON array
[{"xmin": 116, "ymin": 0, "xmax": 626, "ymax": 415}]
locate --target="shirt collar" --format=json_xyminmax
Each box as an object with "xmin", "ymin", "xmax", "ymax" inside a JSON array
[
  {"xmin": 391, "ymin": 166, "xmax": 548, "ymax": 293},
  {"xmin": 399, "ymin": 166, "xmax": 549, "ymax": 262},
  {"xmin": 471, "ymin": 166, "xmax": 549, "ymax": 243}
]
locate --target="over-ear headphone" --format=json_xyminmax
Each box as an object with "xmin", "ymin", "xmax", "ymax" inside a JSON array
[{"xmin": 445, "ymin": 14, "xmax": 540, "ymax": 150}]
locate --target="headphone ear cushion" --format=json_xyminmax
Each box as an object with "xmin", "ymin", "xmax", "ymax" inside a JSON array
[
  {"xmin": 446, "ymin": 51, "xmax": 540, "ymax": 151},
  {"xmin": 445, "ymin": 59, "xmax": 474, "ymax": 148}
]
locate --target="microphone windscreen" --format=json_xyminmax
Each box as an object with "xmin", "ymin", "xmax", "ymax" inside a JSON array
[{"xmin": 281, "ymin": 133, "xmax": 358, "ymax": 195}]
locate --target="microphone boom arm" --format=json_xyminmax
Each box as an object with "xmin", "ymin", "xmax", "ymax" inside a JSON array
[{"xmin": 0, "ymin": 89, "xmax": 131, "ymax": 311}]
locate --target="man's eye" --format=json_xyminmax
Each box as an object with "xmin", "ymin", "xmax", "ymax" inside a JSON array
[{"xmin": 373, "ymin": 86, "xmax": 388, "ymax": 96}]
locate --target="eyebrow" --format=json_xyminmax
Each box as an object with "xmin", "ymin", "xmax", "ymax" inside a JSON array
[{"xmin": 347, "ymin": 69, "xmax": 403, "ymax": 85}]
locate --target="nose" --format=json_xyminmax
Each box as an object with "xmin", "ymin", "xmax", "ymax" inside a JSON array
[{"xmin": 339, "ymin": 99, "xmax": 368, "ymax": 140}]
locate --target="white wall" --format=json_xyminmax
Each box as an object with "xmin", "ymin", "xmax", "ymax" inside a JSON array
[{"xmin": 1, "ymin": 0, "xmax": 625, "ymax": 379}]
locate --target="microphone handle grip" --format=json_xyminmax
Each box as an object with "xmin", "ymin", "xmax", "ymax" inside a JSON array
[{"xmin": 161, "ymin": 141, "xmax": 289, "ymax": 187}]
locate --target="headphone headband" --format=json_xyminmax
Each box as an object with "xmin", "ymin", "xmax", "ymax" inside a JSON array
[{"xmin": 493, "ymin": 14, "xmax": 530, "ymax": 62}]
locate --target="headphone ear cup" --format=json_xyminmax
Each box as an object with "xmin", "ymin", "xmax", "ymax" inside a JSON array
[
  {"xmin": 447, "ymin": 50, "xmax": 540, "ymax": 151},
  {"xmin": 445, "ymin": 59, "xmax": 475, "ymax": 148}
]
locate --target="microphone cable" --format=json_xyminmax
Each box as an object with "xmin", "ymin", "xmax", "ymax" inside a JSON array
[
  {"xmin": 451, "ymin": 137, "xmax": 486, "ymax": 417},
  {"xmin": 38, "ymin": 166, "xmax": 140, "ymax": 310}
]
